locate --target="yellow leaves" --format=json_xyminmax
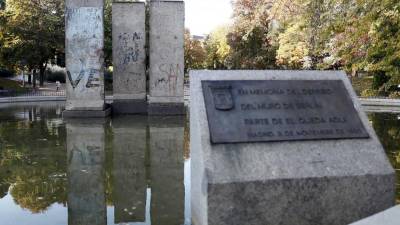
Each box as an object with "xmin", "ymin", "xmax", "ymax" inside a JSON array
[
  {"xmin": 184, "ymin": 29, "xmax": 207, "ymax": 71},
  {"xmin": 276, "ymin": 22, "xmax": 310, "ymax": 68},
  {"xmin": 395, "ymin": 151, "xmax": 400, "ymax": 165},
  {"xmin": 207, "ymin": 26, "xmax": 231, "ymax": 60}
]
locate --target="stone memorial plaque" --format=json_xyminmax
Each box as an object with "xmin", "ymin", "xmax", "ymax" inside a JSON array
[{"xmin": 202, "ymin": 80, "xmax": 369, "ymax": 144}]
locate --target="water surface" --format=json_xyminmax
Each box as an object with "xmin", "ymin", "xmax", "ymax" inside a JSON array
[
  {"xmin": 0, "ymin": 103, "xmax": 398, "ymax": 225},
  {"xmin": 0, "ymin": 103, "xmax": 190, "ymax": 225}
]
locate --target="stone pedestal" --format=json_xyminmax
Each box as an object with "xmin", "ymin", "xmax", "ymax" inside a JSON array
[
  {"xmin": 190, "ymin": 70, "xmax": 396, "ymax": 225},
  {"xmin": 149, "ymin": 1, "xmax": 185, "ymax": 115},
  {"xmin": 149, "ymin": 116, "xmax": 185, "ymax": 224},
  {"xmin": 64, "ymin": 0, "xmax": 106, "ymax": 116},
  {"xmin": 112, "ymin": 2, "xmax": 147, "ymax": 114},
  {"xmin": 112, "ymin": 116, "xmax": 147, "ymax": 223},
  {"xmin": 66, "ymin": 118, "xmax": 107, "ymax": 225}
]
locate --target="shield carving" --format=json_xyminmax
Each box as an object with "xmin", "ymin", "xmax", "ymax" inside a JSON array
[{"xmin": 210, "ymin": 85, "xmax": 234, "ymax": 111}]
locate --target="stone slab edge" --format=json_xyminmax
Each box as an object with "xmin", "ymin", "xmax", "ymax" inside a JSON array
[
  {"xmin": 349, "ymin": 206, "xmax": 400, "ymax": 225},
  {"xmin": 112, "ymin": 99, "xmax": 148, "ymax": 115},
  {"xmin": 148, "ymin": 103, "xmax": 186, "ymax": 115},
  {"xmin": 62, "ymin": 104, "xmax": 111, "ymax": 118}
]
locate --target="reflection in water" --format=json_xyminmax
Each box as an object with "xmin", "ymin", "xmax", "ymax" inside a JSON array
[
  {"xmin": 0, "ymin": 104, "xmax": 399, "ymax": 225},
  {"xmin": 149, "ymin": 117, "xmax": 185, "ymax": 225},
  {"xmin": 0, "ymin": 104, "xmax": 187, "ymax": 225},
  {"xmin": 66, "ymin": 119, "xmax": 107, "ymax": 225},
  {"xmin": 113, "ymin": 116, "xmax": 147, "ymax": 223},
  {"xmin": 0, "ymin": 103, "xmax": 67, "ymax": 217},
  {"xmin": 368, "ymin": 113, "xmax": 400, "ymax": 204},
  {"xmin": 0, "ymin": 102, "xmax": 64, "ymax": 122},
  {"xmin": 65, "ymin": 116, "xmax": 186, "ymax": 225}
]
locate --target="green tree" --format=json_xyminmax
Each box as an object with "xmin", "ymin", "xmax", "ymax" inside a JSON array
[
  {"xmin": 328, "ymin": 0, "xmax": 400, "ymax": 94},
  {"xmin": 361, "ymin": 0, "xmax": 400, "ymax": 93},
  {"xmin": 276, "ymin": 21, "xmax": 309, "ymax": 69},
  {"xmin": 227, "ymin": 0, "xmax": 278, "ymax": 69},
  {"xmin": 184, "ymin": 29, "xmax": 206, "ymax": 73},
  {"xmin": 0, "ymin": 0, "xmax": 64, "ymax": 86},
  {"xmin": 273, "ymin": 0, "xmax": 336, "ymax": 69},
  {"xmin": 204, "ymin": 26, "xmax": 230, "ymax": 69}
]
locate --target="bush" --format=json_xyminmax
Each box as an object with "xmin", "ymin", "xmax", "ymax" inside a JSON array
[
  {"xmin": 372, "ymin": 72, "xmax": 389, "ymax": 90},
  {"xmin": 45, "ymin": 65, "xmax": 66, "ymax": 83},
  {"xmin": 0, "ymin": 69, "xmax": 14, "ymax": 78},
  {"xmin": 0, "ymin": 77, "xmax": 26, "ymax": 91}
]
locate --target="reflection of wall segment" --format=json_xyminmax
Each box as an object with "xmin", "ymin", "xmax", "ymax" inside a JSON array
[
  {"xmin": 65, "ymin": 0, "xmax": 105, "ymax": 111},
  {"xmin": 66, "ymin": 119, "xmax": 106, "ymax": 225},
  {"xmin": 149, "ymin": 1, "xmax": 185, "ymax": 115},
  {"xmin": 113, "ymin": 116, "xmax": 147, "ymax": 223},
  {"xmin": 112, "ymin": 2, "xmax": 147, "ymax": 114},
  {"xmin": 149, "ymin": 117, "xmax": 185, "ymax": 225}
]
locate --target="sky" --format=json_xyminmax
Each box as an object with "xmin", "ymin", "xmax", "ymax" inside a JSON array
[{"xmin": 185, "ymin": 0, "xmax": 234, "ymax": 36}]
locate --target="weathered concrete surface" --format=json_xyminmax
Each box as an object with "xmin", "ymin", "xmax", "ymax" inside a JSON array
[
  {"xmin": 62, "ymin": 104, "xmax": 111, "ymax": 118},
  {"xmin": 66, "ymin": 0, "xmax": 102, "ymax": 8},
  {"xmin": 65, "ymin": 0, "xmax": 105, "ymax": 111},
  {"xmin": 349, "ymin": 206, "xmax": 400, "ymax": 225},
  {"xmin": 149, "ymin": 116, "xmax": 185, "ymax": 225},
  {"xmin": 190, "ymin": 70, "xmax": 396, "ymax": 225},
  {"xmin": 112, "ymin": 99, "xmax": 147, "ymax": 115},
  {"xmin": 66, "ymin": 118, "xmax": 107, "ymax": 225},
  {"xmin": 112, "ymin": 2, "xmax": 147, "ymax": 114},
  {"xmin": 112, "ymin": 116, "xmax": 147, "ymax": 223},
  {"xmin": 148, "ymin": 102, "xmax": 185, "ymax": 115},
  {"xmin": 149, "ymin": 1, "xmax": 185, "ymax": 114}
]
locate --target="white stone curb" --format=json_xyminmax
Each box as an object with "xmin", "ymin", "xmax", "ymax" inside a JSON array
[{"xmin": 349, "ymin": 206, "xmax": 400, "ymax": 225}]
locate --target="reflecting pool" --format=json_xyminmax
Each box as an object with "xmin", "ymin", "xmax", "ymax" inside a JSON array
[
  {"xmin": 368, "ymin": 112, "xmax": 400, "ymax": 205},
  {"xmin": 0, "ymin": 103, "xmax": 398, "ymax": 225},
  {"xmin": 0, "ymin": 103, "xmax": 190, "ymax": 225}
]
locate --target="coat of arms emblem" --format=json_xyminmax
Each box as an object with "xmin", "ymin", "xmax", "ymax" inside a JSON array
[{"xmin": 210, "ymin": 85, "xmax": 234, "ymax": 111}]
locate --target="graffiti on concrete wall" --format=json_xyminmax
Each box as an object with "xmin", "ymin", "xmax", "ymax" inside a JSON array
[
  {"xmin": 154, "ymin": 63, "xmax": 182, "ymax": 95},
  {"xmin": 116, "ymin": 32, "xmax": 142, "ymax": 68},
  {"xmin": 66, "ymin": 7, "xmax": 103, "ymax": 90}
]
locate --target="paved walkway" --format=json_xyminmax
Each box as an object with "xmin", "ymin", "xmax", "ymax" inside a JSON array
[{"xmin": 1, "ymin": 84, "xmax": 400, "ymax": 113}]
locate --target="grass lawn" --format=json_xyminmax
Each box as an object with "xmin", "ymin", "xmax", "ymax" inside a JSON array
[{"xmin": 0, "ymin": 77, "xmax": 27, "ymax": 91}]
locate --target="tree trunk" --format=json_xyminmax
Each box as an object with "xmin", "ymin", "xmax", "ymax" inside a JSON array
[
  {"xmin": 33, "ymin": 69, "xmax": 37, "ymax": 89},
  {"xmin": 39, "ymin": 62, "xmax": 47, "ymax": 87},
  {"xmin": 28, "ymin": 73, "xmax": 32, "ymax": 85}
]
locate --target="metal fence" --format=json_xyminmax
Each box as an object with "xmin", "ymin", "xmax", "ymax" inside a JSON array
[{"xmin": 0, "ymin": 90, "xmax": 66, "ymax": 98}]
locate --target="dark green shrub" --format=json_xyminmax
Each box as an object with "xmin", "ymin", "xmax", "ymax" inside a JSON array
[
  {"xmin": 0, "ymin": 69, "xmax": 14, "ymax": 78},
  {"xmin": 45, "ymin": 66, "xmax": 66, "ymax": 83},
  {"xmin": 372, "ymin": 72, "xmax": 389, "ymax": 90}
]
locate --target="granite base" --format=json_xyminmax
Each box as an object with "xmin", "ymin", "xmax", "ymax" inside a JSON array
[
  {"xmin": 63, "ymin": 104, "xmax": 112, "ymax": 118},
  {"xmin": 112, "ymin": 99, "xmax": 147, "ymax": 115}
]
